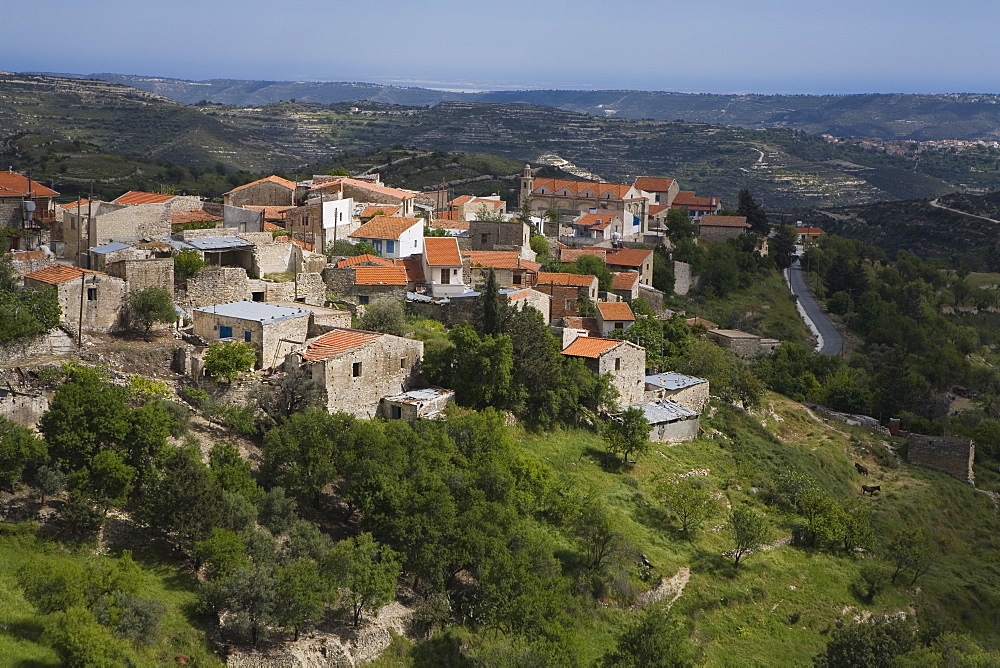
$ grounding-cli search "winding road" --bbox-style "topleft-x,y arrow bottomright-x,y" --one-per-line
787,260 -> 844,356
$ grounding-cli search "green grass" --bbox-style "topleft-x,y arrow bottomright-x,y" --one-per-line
966,272 -> 1000,289
0,528 -> 222,666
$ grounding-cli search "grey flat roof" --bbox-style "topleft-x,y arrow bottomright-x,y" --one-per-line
638,399 -> 699,424
645,372 -> 708,391
193,300 -> 310,324
185,236 -> 253,251
90,241 -> 130,255
384,387 -> 455,405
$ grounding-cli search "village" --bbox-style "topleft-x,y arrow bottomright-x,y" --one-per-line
0,165 -> 809,443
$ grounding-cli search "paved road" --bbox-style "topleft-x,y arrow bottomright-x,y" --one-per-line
788,260 -> 844,356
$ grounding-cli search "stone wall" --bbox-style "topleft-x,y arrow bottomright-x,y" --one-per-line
699,225 -> 745,243
192,311 -> 310,370
707,330 -> 762,359
646,381 -> 710,412
649,416 -> 700,443
0,388 -> 49,428
296,272 -> 327,305
224,181 -> 295,208
534,284 -> 582,321
183,267 -> 251,310
9,251 -> 55,277
0,328 -> 76,366
34,273 -> 127,333
107,257 -> 174,296
907,434 -> 975,484
637,284 -> 665,311
673,261 -> 693,296
593,342 -> 646,408
468,220 -> 531,256
405,297 -> 480,327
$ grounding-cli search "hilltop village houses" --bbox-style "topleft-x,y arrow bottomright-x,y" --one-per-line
1,165 -> 774,440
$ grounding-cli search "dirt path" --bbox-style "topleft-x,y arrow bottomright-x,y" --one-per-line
631,566 -> 691,610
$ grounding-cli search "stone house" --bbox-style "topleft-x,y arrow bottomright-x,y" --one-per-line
670,191 -> 722,219
561,336 -> 646,408
193,301 -> 312,370
499,287 -> 551,322
644,372 -> 710,411
520,166 -> 647,237
24,264 -> 127,333
448,195 -> 506,221
634,176 -> 680,208
379,387 -> 455,422
349,216 -> 423,259
534,272 -> 599,321
283,197 -> 357,252
596,301 -> 635,336
637,399 -> 700,443
0,171 -> 58,251
611,272 -> 640,302
422,237 -> 465,298
291,328 -> 424,419
707,329 -> 779,359
310,178 -> 416,217
698,215 -> 750,242
463,251 -> 541,288
107,257 -> 175,297
467,219 -> 533,258
604,248 -> 654,286
568,213 -> 625,242
223,175 -> 297,208
906,435 -> 975,484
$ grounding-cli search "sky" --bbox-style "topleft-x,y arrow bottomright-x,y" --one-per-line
4,0 -> 1000,94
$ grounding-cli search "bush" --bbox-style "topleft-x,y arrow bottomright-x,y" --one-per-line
827,291 -> 853,315
173,249 -> 207,283
125,287 -> 176,336
203,341 -> 256,381
358,295 -> 406,336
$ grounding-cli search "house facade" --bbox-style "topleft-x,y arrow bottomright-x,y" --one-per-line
349,216 -> 423,259
223,175 -> 297,208
520,165 -> 646,237
193,301 -> 311,369
561,336 -> 647,408
698,215 -> 751,242
422,237 -> 466,298
644,372 -> 710,411
23,265 -> 126,333
596,301 -> 635,337
0,171 -> 58,251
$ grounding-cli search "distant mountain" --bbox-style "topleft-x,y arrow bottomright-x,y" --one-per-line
75,74 -> 1000,141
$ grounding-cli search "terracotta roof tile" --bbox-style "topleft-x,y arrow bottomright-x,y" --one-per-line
464,251 -> 541,271
290,239 -> 316,251
394,258 -> 425,283
448,195 -> 475,206
354,266 -> 408,286
612,272 -> 640,290
597,301 -> 635,322
301,328 -> 384,361
224,175 -> 296,195
536,272 -> 597,287
245,205 -> 291,220
360,204 -> 401,218
314,178 -> 415,201
0,171 -> 59,198
605,248 -> 653,267
699,215 -> 749,228
797,227 -> 824,236
336,254 -> 394,269
647,204 -> 668,216
424,237 -> 462,267
171,209 -> 223,225
561,336 -> 623,358
430,217 -> 470,230
113,191 -> 177,205
573,213 -> 620,231
532,178 -> 634,200
435,210 -> 460,221
685,317 -> 718,328
61,199 -> 90,210
672,191 -> 720,208
350,216 -> 421,241
263,222 -> 283,232
634,176 -> 675,192
24,264 -> 104,285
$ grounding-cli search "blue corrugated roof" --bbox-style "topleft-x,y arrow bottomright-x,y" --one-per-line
193,301 -> 309,324
89,242 -> 130,255
645,372 -> 707,391
185,236 -> 253,251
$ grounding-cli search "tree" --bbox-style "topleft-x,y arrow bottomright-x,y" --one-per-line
40,370 -> 131,471
424,324 -> 513,410
665,208 -> 697,244
326,239 -> 377,260
887,529 -> 935,585
602,606 -> 697,667
196,528 -> 249,579
727,506 -> 768,567
275,558 -> 327,640
261,409 -> 347,505
568,254 -> 613,292
217,566 -> 278,646
326,533 -> 400,626
573,502 -> 625,571
737,189 -> 769,235
138,446 -> 221,550
659,477 -> 712,536
358,295 -> 406,336
82,450 -> 136,515
602,407 -> 650,465
258,487 -> 299,535
0,417 -> 47,490
34,465 -> 66,505
203,341 -> 257,381
19,560 -> 86,614
0,255 -> 60,343
479,268 -> 512,336
770,224 -> 797,270
125,287 -> 176,337
43,605 -> 135,667
173,249 -> 207,283
814,617 -> 916,668
255,364 -> 323,421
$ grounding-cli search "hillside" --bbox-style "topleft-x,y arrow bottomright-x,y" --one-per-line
78,74 -> 1000,141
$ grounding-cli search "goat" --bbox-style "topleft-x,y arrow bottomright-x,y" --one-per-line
861,484 -> 881,496
854,462 -> 869,476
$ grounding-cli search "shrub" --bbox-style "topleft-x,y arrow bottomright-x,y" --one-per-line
173,249 -> 207,283
203,341 -> 256,381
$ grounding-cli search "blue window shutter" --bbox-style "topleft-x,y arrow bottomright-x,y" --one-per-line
386,240 -> 395,253
219,326 -> 232,339
244,331 -> 252,342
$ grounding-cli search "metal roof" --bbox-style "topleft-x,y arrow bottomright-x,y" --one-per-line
193,300 -> 310,324
185,236 -> 253,251
645,372 -> 708,391
89,242 -> 130,255
637,399 -> 699,424
383,387 -> 455,405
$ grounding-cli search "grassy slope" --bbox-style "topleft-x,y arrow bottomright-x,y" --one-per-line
508,394 -> 1000,664
0,531 -> 222,666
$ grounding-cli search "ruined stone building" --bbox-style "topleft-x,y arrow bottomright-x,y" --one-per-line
223,175 -> 297,208
23,265 -> 127,333
644,372 -> 710,411
561,336 -> 646,408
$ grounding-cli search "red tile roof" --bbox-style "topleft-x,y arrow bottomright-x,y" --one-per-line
685,317 -> 719,329
435,210 -> 460,221
611,272 -> 640,290
605,248 -> 653,268
113,191 -> 176,205
224,175 -> 296,194
430,218 -> 470,230
531,178 -> 635,200
573,213 -> 620,231
394,258 -> 425,283
300,328 -> 384,361
448,195 -> 475,206
647,204 -> 669,216
424,237 -> 463,267
171,209 -> 222,225
354,266 -> 408,286
672,191 -> 720,208
0,171 -> 59,198
264,222 -> 283,232
797,227 -> 824,236
24,264 -> 104,285
336,253 -> 394,269
561,336 -> 623,358
245,205 -> 291,220
360,204 -> 401,218
699,215 -> 749,228
350,216 -> 421,241
464,251 -> 541,271
314,177 -> 415,201
560,248 -> 607,263
634,176 -> 675,192
597,301 -> 635,322
60,199 -> 90,210
536,272 -> 597,288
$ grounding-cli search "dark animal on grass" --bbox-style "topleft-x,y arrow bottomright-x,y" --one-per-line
855,462 -> 869,476
861,484 -> 881,496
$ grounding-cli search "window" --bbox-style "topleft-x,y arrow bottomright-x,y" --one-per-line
219,325 -> 233,339
251,291 -> 265,302
373,240 -> 382,253
86,287 -> 97,301
244,331 -> 252,342
70,217 -> 76,230
512,273 -> 522,285
564,298 -> 574,311
414,239 -> 418,247
615,322 -> 623,330
480,234 -> 489,245
358,295 -> 370,305
390,405 -> 402,419
400,357 -> 407,369
441,268 -> 450,285
352,361 -> 362,377
615,357 -> 621,371
386,240 -> 395,254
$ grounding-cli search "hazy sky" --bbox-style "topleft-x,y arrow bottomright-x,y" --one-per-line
5,0 -> 1000,94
